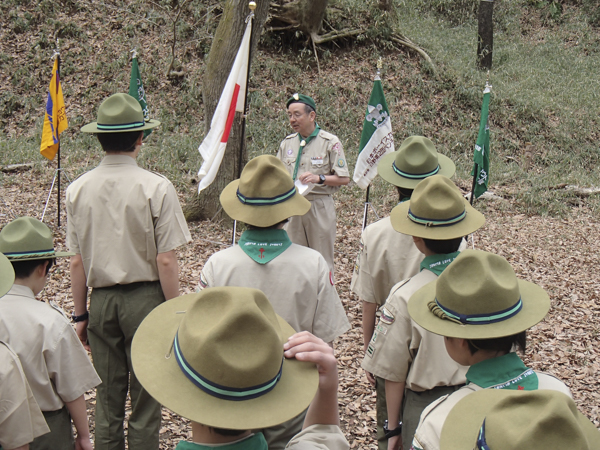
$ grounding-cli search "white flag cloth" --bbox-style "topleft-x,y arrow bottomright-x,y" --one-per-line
197,18 -> 252,193
353,77 -> 395,189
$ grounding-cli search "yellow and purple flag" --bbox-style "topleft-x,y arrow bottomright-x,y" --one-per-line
40,58 -> 68,160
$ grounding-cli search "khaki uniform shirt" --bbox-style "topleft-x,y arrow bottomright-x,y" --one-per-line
286,424 -> 350,449
0,285 -> 101,411
412,355 -> 572,450
351,216 -> 423,306
277,130 -> 349,196
66,155 -> 191,288
199,243 -> 350,343
361,270 -> 467,390
0,341 -> 50,449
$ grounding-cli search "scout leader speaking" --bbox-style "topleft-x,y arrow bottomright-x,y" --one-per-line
277,93 -> 350,277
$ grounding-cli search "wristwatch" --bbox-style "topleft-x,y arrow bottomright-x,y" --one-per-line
383,420 -> 403,439
71,311 -> 89,323
318,174 -> 326,184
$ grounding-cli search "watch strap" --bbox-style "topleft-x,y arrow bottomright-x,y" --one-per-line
71,311 -> 89,323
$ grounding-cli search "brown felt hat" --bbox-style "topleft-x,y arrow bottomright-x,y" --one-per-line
220,155 -> 311,227
408,249 -> 551,339
131,287 -> 318,429
81,93 -> 160,134
390,175 -> 484,240
441,389 -> 600,450
377,136 -> 455,189
0,216 -> 74,261
0,253 -> 15,298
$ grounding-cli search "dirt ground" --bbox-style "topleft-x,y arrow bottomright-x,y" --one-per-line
1,167 -> 599,448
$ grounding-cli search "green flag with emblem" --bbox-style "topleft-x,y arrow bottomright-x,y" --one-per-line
353,76 -> 395,189
471,86 -> 491,199
129,54 -> 152,139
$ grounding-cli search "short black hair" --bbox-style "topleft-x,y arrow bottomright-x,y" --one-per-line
11,258 -> 54,279
422,237 -> 463,254
209,427 -> 247,437
96,131 -> 143,153
248,219 -> 289,230
396,186 -> 413,203
467,331 -> 527,355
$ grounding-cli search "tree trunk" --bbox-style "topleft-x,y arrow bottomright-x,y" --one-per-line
477,0 -> 494,70
185,0 -> 269,222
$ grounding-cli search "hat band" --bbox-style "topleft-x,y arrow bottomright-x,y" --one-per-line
3,249 -> 56,260
174,332 -> 284,401
236,186 -> 296,206
96,121 -> 145,131
476,419 -> 491,450
392,161 -> 440,179
430,297 -> 523,325
408,209 -> 466,227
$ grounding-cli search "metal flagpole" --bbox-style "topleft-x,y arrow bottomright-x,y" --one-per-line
362,185 -> 370,231
469,163 -> 477,205
231,1 -> 256,246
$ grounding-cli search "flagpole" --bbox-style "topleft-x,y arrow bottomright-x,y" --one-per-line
469,163 -> 477,205
231,1 -> 256,246
56,38 -> 62,227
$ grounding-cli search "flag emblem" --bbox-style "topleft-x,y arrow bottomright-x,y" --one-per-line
40,58 -> 68,160
366,103 -> 389,128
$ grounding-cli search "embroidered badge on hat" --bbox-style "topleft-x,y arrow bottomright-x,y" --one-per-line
293,93 -> 300,101
380,307 -> 395,325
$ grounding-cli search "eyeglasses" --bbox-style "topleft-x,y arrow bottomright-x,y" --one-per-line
288,112 -> 306,119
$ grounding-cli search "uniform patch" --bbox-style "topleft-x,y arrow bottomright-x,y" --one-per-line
311,156 -> 324,166
329,271 -> 335,286
199,273 -> 208,289
337,158 -> 345,168
376,323 -> 388,335
332,142 -> 342,155
366,342 -> 376,358
380,307 -> 395,325
287,148 -> 293,156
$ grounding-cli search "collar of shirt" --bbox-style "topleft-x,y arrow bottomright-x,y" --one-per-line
175,433 -> 267,449
5,284 -> 36,300
100,155 -> 138,167
419,251 -> 460,276
238,229 -> 292,265
466,352 -> 539,390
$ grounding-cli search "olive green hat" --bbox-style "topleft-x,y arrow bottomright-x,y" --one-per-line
81,93 -> 160,134
378,136 -> 455,189
0,253 -> 15,298
0,217 -> 74,261
220,155 -> 311,227
131,287 -> 319,429
441,389 -> 600,450
390,175 -> 485,240
408,249 -> 551,339
286,93 -> 317,112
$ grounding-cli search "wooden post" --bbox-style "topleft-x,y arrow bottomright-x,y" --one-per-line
477,0 -> 494,70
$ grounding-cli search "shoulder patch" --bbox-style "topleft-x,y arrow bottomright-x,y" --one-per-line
380,306 -> 395,325
199,272 -> 209,289
332,142 -> 342,155
337,158 -> 345,168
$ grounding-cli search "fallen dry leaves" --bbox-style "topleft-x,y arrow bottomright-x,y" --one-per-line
1,170 -> 599,449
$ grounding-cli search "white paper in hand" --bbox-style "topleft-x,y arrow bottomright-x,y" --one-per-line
295,179 -> 314,197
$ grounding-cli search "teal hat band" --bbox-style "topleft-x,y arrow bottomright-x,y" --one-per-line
407,209 -> 466,227
236,186 -> 296,206
432,297 -> 523,325
96,121 -> 145,131
392,161 -> 440,179
174,332 -> 283,401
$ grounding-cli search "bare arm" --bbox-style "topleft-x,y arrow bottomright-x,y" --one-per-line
284,332 -> 339,428
386,379 -> 406,450
65,395 -> 92,450
157,250 -> 179,300
362,301 -> 378,351
298,172 -> 350,186
70,255 -> 90,351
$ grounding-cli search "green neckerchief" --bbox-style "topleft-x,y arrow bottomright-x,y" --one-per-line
292,125 -> 321,181
238,229 -> 292,264
175,433 -> 267,450
419,251 -> 460,276
466,352 -> 539,391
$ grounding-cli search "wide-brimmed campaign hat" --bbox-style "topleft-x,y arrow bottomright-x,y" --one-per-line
81,93 -> 160,134
220,155 -> 311,227
0,253 -> 15,297
378,136 -> 455,189
390,175 -> 484,240
408,249 -> 550,339
286,93 -> 316,112
441,389 -> 600,450
0,217 -> 74,261
131,287 -> 318,429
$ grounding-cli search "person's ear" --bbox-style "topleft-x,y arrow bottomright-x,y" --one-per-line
309,111 -> 316,122
37,260 -> 49,277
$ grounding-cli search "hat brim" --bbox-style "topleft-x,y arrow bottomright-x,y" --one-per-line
378,152 -> 456,189
220,180 -> 311,228
131,294 -> 319,429
440,390 -> 600,450
0,253 -> 15,298
81,119 -> 161,134
4,250 -> 75,261
390,199 -> 485,239
407,278 -> 551,339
